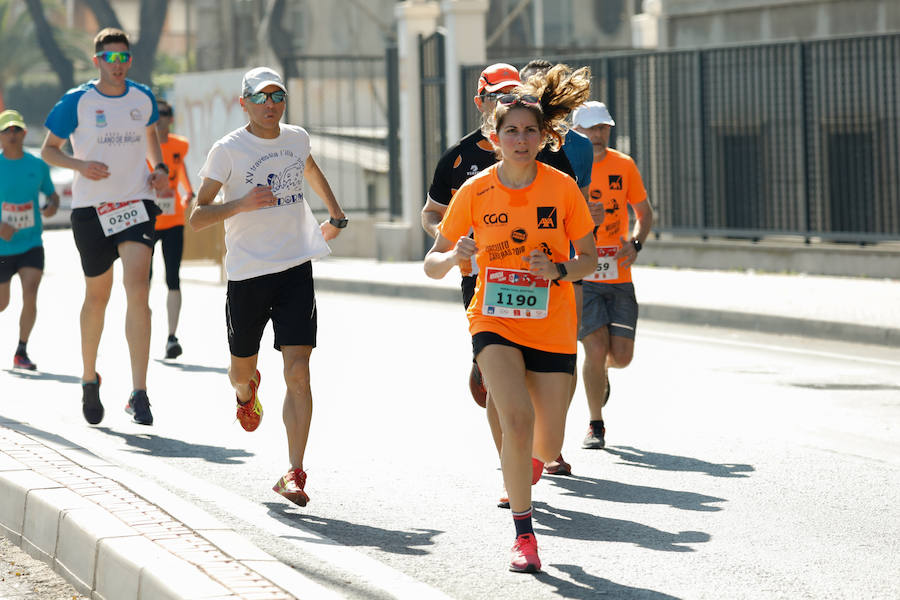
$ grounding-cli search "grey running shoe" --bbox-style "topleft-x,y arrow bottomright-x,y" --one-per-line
165,336 -> 183,359
81,373 -> 104,425
582,421 -> 606,449
125,390 -> 154,425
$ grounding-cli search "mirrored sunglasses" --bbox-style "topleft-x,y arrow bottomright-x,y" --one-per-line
245,90 -> 287,105
1,126 -> 24,133
95,51 -> 132,63
497,94 -> 540,108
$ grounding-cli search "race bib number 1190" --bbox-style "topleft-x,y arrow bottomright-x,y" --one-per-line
482,267 -> 550,319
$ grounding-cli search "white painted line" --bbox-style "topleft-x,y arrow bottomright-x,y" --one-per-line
643,329 -> 900,367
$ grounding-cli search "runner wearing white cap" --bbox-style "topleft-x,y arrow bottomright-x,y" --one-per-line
572,100 -> 654,449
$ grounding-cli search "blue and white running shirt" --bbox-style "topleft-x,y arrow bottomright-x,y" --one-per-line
44,79 -> 159,209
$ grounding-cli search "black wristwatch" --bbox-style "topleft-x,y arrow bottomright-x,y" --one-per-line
555,262 -> 568,281
329,215 -> 349,229
632,238 -> 643,253
154,162 -> 170,175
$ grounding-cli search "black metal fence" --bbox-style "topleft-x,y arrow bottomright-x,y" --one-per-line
420,31 -> 447,207
460,33 -> 900,243
283,54 -> 397,218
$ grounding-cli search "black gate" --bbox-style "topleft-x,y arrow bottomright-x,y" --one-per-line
419,31 -> 447,211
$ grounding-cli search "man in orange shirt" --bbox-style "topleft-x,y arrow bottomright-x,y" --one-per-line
148,99 -> 193,359
572,101 -> 654,449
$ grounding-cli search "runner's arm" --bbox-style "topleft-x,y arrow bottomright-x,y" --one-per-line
42,192 -> 60,217
616,199 -> 654,268
424,233 -> 476,279
526,233 -> 597,282
40,132 -> 109,180
188,177 -> 277,231
145,126 -> 168,192
421,196 -> 448,238
305,154 -> 346,241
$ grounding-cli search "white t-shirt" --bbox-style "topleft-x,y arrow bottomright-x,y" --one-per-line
199,124 -> 330,281
44,80 -> 158,209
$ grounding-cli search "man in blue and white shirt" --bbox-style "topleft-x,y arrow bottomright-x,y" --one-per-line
41,27 -> 168,427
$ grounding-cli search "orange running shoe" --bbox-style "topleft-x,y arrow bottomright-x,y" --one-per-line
236,370 -> 263,432
509,533 -> 541,573
272,467 -> 309,507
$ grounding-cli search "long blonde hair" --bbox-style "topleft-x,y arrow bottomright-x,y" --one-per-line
481,63 -> 592,155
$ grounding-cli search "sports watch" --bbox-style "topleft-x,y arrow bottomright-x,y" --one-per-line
154,162 -> 169,175
329,216 -> 349,229
555,262 -> 568,281
632,238 -> 643,253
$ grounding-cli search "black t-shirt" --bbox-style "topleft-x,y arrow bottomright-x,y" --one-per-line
427,129 -> 576,206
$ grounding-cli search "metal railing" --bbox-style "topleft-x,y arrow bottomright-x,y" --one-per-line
460,32 -> 900,243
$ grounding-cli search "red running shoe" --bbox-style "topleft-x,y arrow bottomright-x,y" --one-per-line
236,370 -> 263,432
509,533 -> 541,573
531,457 -> 543,485
272,467 -> 309,507
468,363 -> 487,408
13,353 -> 36,370
544,454 -> 572,476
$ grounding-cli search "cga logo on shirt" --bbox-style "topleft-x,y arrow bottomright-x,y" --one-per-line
95,110 -> 107,128
483,212 -> 508,225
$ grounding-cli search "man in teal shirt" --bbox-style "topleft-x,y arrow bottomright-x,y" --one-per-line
0,109 -> 59,370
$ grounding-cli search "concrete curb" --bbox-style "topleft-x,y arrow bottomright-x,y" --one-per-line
0,420 -> 338,600
313,276 -> 900,347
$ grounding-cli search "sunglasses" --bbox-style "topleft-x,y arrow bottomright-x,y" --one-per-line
95,51 -> 132,63
2,126 -> 24,133
245,90 -> 287,104
158,109 -> 173,117
497,94 -> 540,107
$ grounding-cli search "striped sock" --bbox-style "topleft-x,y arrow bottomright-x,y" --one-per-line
512,506 -> 534,537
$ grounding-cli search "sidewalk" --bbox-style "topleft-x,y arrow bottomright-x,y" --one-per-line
306,258 -> 900,347
0,421 -> 339,600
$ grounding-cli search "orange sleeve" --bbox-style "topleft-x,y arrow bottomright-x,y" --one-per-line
626,158 -> 647,206
564,176 -> 595,241
438,182 -> 473,243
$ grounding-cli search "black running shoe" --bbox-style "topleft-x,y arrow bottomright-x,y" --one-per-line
82,374 -> 104,425
125,390 -> 153,425
582,420 -> 606,449
165,336 -> 183,359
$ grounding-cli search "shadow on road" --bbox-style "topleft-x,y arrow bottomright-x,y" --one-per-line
2,368 -> 81,384
545,473 -> 725,512
264,502 -> 442,556
533,501 -> 709,552
604,445 -> 754,478
152,359 -> 228,374
541,564 -> 682,600
96,427 -> 253,464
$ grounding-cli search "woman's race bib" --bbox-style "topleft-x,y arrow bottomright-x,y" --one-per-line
482,267 -> 550,319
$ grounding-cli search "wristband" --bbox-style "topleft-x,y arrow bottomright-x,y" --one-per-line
154,162 -> 170,175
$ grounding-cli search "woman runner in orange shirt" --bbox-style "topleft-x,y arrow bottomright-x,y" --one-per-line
424,65 -> 596,573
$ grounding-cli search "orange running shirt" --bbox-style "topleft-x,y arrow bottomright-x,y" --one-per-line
586,149 -> 647,284
440,162 -> 594,354
148,134 -> 193,230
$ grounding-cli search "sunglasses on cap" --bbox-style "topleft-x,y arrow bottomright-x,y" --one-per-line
497,94 -> 540,108
95,51 -> 132,63
244,90 -> 286,104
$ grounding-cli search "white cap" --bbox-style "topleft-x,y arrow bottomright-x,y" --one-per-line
241,67 -> 287,97
573,101 -> 615,127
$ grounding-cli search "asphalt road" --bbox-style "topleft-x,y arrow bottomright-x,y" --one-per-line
1,244 -> 898,599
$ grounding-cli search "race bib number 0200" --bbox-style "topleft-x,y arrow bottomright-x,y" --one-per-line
583,246 -> 619,282
1,202 -> 35,230
97,200 -> 149,237
482,267 -> 550,319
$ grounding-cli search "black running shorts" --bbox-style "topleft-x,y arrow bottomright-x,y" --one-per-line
71,200 -> 161,277
472,331 -> 576,375
0,246 -> 45,283
225,261 -> 317,358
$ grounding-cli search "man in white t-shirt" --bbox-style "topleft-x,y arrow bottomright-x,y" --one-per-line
41,28 -> 168,427
190,67 -> 348,507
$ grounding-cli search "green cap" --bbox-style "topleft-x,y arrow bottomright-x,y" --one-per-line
0,109 -> 26,132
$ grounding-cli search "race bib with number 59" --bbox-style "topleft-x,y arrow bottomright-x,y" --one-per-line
583,246 -> 619,282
